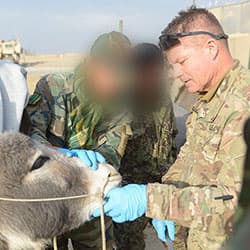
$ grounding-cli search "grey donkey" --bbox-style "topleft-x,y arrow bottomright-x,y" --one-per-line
0,132 -> 121,250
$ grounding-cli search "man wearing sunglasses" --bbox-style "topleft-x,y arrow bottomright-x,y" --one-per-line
94,7 -> 250,250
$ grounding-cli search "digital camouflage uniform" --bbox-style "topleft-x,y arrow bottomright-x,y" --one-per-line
146,61 -> 250,250
114,96 -> 178,250
27,32 -> 133,250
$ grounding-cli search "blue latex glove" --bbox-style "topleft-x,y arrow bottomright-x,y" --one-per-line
152,219 -> 175,241
93,184 -> 147,223
57,148 -> 106,170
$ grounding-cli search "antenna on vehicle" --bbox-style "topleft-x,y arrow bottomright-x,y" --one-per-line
119,19 -> 123,34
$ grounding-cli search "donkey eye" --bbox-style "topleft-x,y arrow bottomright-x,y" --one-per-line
31,156 -> 50,171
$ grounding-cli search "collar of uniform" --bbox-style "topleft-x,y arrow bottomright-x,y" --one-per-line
193,60 -> 241,122
72,63 -> 93,107
200,60 -> 239,103
63,73 -> 75,94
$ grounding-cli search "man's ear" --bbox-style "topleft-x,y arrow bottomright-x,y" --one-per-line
206,39 -> 219,60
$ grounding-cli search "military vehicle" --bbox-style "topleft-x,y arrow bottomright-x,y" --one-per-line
0,40 -> 23,63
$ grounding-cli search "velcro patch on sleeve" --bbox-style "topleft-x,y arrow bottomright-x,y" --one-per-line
28,93 -> 41,105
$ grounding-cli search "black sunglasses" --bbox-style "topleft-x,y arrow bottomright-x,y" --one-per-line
159,31 -> 229,50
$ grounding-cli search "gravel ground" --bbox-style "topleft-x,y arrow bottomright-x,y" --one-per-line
145,225 -> 166,250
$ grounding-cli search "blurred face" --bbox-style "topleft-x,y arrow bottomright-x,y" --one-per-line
166,36 -> 216,93
136,63 -> 163,100
86,60 -> 125,102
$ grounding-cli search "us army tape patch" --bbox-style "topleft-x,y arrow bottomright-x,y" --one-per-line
28,93 -> 41,105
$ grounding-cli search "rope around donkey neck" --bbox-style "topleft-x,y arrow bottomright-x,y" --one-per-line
0,192 -> 107,250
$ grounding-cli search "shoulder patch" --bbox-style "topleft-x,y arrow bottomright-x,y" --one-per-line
28,93 -> 41,105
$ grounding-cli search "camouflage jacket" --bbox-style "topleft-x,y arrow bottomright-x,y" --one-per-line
222,118 -> 250,250
146,61 -> 250,250
120,98 -> 177,184
26,73 -> 132,169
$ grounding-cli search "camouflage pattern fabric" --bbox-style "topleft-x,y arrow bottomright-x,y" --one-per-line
114,97 -> 178,250
119,99 -> 177,185
114,216 -> 150,250
45,218 -> 114,250
66,218 -> 114,250
146,61 -> 250,250
173,226 -> 188,250
222,210 -> 250,250
27,72 -> 132,169
222,118 -> 250,250
26,72 -> 132,250
26,32 -> 133,250
234,118 -> 250,227
114,218 -> 187,250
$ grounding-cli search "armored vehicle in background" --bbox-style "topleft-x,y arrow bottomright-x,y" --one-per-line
0,40 -> 23,63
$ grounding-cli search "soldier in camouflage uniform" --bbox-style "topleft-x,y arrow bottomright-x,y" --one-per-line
94,7 -> 250,250
113,43 -> 177,250
233,118 -> 250,229
222,118 -> 250,250
26,31 -> 133,250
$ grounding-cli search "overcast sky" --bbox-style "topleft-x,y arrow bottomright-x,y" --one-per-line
0,0 -> 243,53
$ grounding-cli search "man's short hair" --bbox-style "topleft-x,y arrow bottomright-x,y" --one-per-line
163,6 -> 224,34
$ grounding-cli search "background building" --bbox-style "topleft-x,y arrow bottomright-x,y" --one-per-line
209,1 -> 250,69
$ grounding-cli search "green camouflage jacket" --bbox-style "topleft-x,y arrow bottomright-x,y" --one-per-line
146,61 -> 250,250
27,73 -> 132,169
120,97 -> 177,184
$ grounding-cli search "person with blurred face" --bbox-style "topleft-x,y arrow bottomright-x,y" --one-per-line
26,31 -> 133,250
132,43 -> 165,109
0,61 -> 30,134
113,43 -> 177,250
93,7 -> 250,250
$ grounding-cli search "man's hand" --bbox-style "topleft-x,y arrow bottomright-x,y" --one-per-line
57,148 -> 106,170
152,219 -> 175,242
93,184 -> 147,223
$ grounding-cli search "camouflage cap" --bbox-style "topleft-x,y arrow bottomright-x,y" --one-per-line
90,31 -> 131,64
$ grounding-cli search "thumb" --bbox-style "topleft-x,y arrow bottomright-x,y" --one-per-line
92,208 -> 101,217
103,198 -> 116,214
153,220 -> 167,242
86,151 -> 98,170
77,150 -> 92,167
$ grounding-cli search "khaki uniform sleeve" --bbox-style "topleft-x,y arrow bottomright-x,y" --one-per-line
26,76 -> 53,145
146,111 -> 247,228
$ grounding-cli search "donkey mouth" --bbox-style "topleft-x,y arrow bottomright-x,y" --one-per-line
107,174 -> 122,184
103,174 -> 122,195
